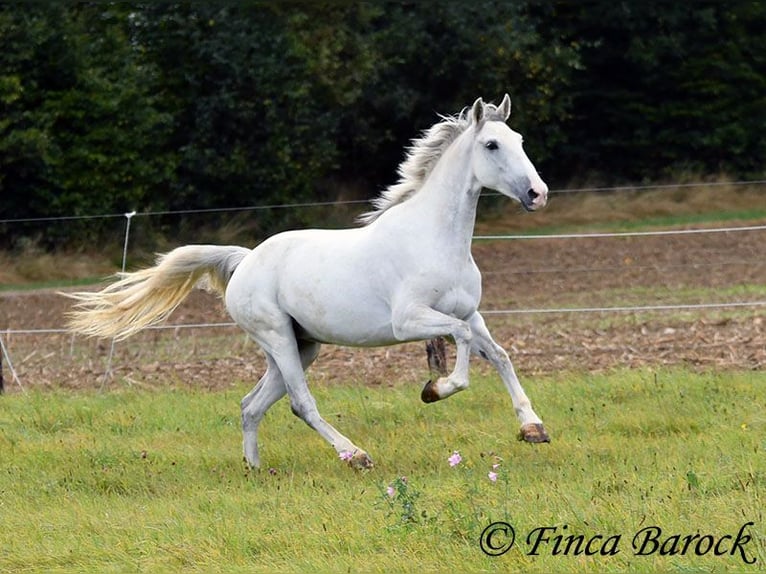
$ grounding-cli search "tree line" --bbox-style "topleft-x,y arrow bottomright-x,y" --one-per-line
1,3 -> 764,248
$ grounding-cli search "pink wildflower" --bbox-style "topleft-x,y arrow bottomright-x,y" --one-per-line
386,485 -> 396,498
448,451 -> 462,467
488,471 -> 498,482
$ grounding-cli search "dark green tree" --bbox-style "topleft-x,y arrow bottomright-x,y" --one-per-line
546,2 -> 766,182
0,5 -> 173,248
131,4 -> 379,235
3,2 -> 763,251
339,1 -> 580,187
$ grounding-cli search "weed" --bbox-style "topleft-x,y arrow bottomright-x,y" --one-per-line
378,475 -> 428,529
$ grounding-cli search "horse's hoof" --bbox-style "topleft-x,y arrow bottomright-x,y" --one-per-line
421,379 -> 440,403
349,451 -> 374,470
518,423 -> 550,443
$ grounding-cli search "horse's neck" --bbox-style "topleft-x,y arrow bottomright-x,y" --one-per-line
404,136 -> 481,256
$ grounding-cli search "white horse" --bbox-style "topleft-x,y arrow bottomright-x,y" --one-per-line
66,95 -> 550,469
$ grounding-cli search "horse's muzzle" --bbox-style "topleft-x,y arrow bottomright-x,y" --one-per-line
524,184 -> 548,211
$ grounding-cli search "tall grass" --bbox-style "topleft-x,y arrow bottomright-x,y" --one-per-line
1,368 -> 764,572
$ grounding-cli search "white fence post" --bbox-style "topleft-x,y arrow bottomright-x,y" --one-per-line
101,210 -> 137,390
0,333 -> 24,393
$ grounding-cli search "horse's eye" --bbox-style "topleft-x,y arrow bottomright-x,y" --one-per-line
485,140 -> 498,151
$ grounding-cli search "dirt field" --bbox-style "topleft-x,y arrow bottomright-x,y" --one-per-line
1,223 -> 764,393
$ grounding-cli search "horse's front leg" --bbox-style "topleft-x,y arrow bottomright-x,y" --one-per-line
391,305 -> 473,402
467,312 -> 550,443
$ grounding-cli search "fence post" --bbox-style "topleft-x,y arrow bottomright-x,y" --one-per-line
101,210 -> 137,390
0,334 -> 24,393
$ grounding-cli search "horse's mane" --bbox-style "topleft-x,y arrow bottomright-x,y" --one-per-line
357,101 -> 505,225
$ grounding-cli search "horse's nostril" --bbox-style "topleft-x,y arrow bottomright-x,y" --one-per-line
528,189 -> 539,200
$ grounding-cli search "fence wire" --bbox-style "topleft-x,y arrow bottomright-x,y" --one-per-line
1,185 -> 765,385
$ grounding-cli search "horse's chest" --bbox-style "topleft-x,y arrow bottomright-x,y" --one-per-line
428,270 -> 481,319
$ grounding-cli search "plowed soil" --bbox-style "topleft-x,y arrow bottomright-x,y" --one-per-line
1,224 -> 764,393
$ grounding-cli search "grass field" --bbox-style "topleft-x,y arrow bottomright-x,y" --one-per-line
1,368 -> 764,573
2,183 -> 764,571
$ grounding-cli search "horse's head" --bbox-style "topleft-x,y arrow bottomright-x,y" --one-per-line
469,94 -> 548,211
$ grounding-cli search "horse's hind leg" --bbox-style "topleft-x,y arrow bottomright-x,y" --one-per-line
241,342 -> 321,468
241,357 -> 284,468
426,337 -> 449,379
252,319 -> 373,469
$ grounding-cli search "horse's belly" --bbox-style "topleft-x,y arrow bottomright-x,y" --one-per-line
287,295 -> 397,347
292,313 -> 397,347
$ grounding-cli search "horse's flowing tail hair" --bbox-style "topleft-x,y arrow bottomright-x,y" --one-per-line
64,245 -> 251,341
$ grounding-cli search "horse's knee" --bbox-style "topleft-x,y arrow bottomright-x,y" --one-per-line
453,323 -> 472,347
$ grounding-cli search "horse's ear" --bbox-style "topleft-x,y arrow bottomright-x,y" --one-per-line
471,97 -> 485,127
499,93 -> 512,120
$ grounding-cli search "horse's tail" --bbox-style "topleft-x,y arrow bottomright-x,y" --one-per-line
64,245 -> 251,341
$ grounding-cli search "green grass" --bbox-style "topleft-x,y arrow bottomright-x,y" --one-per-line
1,368 -> 764,572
